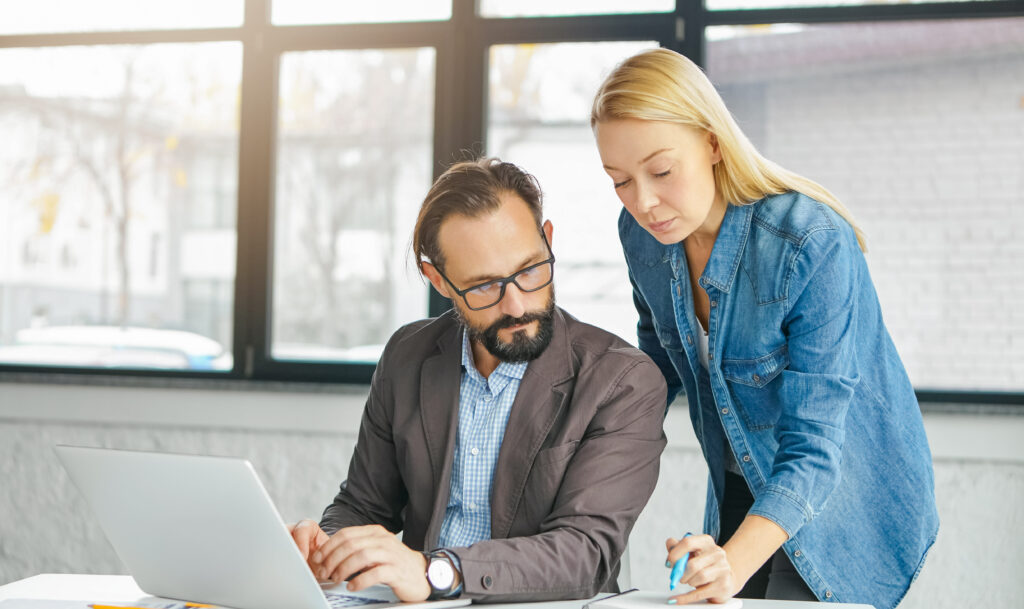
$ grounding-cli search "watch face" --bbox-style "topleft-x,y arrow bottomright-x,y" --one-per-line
427,556 -> 455,590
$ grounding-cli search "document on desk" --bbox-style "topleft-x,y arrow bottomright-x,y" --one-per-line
586,591 -> 742,609
0,600 -> 224,609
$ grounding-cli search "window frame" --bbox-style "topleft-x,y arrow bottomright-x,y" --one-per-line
0,0 -> 1020,405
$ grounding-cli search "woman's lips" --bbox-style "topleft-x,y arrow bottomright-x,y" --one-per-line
648,218 -> 675,233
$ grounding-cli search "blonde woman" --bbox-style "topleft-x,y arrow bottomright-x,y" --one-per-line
591,48 -> 938,608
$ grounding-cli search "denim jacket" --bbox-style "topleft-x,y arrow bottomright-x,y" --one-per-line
619,192 -> 939,609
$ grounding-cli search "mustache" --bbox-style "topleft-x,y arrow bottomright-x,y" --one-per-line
490,310 -> 549,331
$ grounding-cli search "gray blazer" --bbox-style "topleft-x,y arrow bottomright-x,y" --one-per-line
321,307 -> 667,602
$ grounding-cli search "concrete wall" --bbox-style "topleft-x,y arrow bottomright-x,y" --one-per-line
1,381 -> 1022,609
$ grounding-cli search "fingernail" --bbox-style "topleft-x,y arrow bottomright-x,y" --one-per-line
667,600 -> 677,605
313,552 -> 322,562
665,560 -> 671,568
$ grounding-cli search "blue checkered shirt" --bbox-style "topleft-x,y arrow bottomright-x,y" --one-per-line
437,330 -> 527,548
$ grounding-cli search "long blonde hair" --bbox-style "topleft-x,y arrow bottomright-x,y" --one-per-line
591,48 -> 866,251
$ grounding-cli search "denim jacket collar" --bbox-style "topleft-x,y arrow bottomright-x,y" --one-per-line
682,202 -> 755,294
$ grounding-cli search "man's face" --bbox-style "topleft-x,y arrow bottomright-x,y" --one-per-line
431,192 -> 555,363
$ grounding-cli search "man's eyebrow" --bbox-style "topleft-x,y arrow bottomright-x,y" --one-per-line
463,250 -> 545,286
603,147 -> 674,171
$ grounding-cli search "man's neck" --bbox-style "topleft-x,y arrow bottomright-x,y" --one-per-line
470,340 -> 500,378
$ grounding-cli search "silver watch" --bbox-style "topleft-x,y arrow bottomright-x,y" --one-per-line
424,551 -> 458,599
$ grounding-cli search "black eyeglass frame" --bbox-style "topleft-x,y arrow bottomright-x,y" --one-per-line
433,232 -> 555,311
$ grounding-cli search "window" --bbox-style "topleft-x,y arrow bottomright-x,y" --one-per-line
0,0 -> 1020,403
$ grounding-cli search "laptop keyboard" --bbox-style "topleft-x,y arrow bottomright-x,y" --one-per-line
325,592 -> 392,607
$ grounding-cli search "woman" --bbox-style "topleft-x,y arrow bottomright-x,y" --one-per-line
590,48 -> 938,609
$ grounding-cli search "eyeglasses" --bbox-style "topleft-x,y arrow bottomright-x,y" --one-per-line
435,234 -> 555,311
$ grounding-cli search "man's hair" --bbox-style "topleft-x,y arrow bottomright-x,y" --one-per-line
413,157 -> 544,271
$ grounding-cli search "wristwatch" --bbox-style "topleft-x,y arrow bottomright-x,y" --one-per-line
423,550 -> 459,600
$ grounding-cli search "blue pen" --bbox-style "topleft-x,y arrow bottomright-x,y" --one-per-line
668,532 -> 693,592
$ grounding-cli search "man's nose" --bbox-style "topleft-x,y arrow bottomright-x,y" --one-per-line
499,282 -> 528,319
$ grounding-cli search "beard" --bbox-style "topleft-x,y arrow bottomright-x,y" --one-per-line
456,291 -> 556,363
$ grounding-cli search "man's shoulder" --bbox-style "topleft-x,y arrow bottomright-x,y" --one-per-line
378,312 -> 458,365
559,308 -> 656,371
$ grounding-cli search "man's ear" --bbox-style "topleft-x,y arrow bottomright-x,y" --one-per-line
420,261 -> 450,298
543,219 -> 554,250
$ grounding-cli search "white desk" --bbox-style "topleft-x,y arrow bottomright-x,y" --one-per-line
0,575 -> 875,609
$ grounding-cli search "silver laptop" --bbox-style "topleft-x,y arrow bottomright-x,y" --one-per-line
55,445 -> 470,609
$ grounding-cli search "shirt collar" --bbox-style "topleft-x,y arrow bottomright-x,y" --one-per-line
674,202 -> 754,294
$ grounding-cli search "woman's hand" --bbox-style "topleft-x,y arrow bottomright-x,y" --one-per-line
665,534 -> 740,604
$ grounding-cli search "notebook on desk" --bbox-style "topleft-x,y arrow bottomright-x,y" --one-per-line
54,445 -> 470,609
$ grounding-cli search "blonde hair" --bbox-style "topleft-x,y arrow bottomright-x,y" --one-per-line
591,48 -> 866,251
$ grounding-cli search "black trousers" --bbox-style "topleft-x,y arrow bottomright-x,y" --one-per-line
719,471 -> 818,601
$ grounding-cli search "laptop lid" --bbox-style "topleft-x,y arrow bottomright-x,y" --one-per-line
55,445 -> 469,609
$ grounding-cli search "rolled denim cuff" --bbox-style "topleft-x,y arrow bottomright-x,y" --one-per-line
748,484 -> 814,538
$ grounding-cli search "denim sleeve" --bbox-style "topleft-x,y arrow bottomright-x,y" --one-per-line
628,266 -> 683,410
748,225 -> 860,538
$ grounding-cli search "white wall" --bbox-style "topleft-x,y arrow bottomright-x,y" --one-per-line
1,381 -> 1022,609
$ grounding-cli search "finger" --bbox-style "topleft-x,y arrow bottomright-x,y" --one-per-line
346,563 -> 394,592
331,546 -> 391,584
316,536 -> 369,580
678,546 -> 727,586
313,526 -> 385,564
670,586 -> 715,606
667,534 -> 713,564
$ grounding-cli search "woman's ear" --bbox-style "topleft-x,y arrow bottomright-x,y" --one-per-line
708,132 -> 722,165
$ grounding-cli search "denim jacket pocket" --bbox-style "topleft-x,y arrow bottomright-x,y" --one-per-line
721,345 -> 789,430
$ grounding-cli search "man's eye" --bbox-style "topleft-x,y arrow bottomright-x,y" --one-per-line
469,282 -> 500,296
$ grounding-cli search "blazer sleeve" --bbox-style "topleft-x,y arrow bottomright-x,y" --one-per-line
319,330 -> 409,535
450,354 -> 668,603
748,224 -> 861,538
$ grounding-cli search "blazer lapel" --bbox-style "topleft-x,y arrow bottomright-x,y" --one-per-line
489,308 -> 575,539
420,316 -> 463,548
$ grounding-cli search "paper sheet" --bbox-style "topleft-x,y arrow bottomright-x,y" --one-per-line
587,590 -> 743,609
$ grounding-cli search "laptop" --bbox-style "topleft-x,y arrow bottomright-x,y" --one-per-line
55,445 -> 471,609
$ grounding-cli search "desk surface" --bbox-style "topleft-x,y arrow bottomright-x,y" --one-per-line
0,575 -> 875,609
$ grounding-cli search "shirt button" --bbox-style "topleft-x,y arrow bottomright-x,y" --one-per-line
794,550 -> 802,558
483,396 -> 492,402
825,591 -> 832,599
468,501 -> 477,510
470,447 -> 480,456
742,455 -> 751,463
721,408 -> 729,415
482,575 -> 494,589
710,300 -> 717,307
752,374 -> 761,383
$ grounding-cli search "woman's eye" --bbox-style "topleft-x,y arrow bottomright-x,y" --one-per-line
654,169 -> 671,178
613,178 -> 630,189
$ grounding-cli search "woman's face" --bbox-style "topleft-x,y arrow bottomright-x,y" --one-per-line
594,118 -> 724,245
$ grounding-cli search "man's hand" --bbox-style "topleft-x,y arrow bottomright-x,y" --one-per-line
310,524 -> 431,602
289,519 -> 331,563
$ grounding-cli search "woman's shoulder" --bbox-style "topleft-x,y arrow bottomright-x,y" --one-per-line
748,191 -> 843,247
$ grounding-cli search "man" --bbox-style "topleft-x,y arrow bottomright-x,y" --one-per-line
290,158 -> 667,603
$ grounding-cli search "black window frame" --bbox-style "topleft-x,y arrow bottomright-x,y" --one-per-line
0,0 -> 1021,406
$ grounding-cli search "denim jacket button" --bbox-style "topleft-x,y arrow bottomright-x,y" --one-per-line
752,374 -> 761,383
742,455 -> 751,462
710,300 -> 717,307
794,550 -> 802,558
676,285 -> 682,296
687,335 -> 693,345
825,591 -> 832,599
721,408 -> 729,415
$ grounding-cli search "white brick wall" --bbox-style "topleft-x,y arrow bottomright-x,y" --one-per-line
709,19 -> 1024,391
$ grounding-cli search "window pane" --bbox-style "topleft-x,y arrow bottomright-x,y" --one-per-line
487,41 -> 658,345
0,43 -> 241,371
706,19 -> 1024,391
0,0 -> 243,34
480,0 -> 671,18
273,48 -> 435,363
708,0 -> 994,8
272,0 -> 450,25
